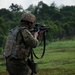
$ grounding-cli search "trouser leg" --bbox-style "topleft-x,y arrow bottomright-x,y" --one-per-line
6,58 -> 32,75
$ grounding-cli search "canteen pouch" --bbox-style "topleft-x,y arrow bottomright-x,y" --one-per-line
27,59 -> 38,74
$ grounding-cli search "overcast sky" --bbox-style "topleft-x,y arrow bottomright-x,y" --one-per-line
0,0 -> 75,9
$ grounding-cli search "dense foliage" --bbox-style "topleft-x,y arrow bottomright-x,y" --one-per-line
0,1 -> 75,49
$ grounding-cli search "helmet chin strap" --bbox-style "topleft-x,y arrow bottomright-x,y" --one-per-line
28,24 -> 34,29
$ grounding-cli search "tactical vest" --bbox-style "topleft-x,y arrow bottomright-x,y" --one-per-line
3,26 -> 26,58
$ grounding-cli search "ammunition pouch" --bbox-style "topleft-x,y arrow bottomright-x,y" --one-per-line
27,59 -> 38,74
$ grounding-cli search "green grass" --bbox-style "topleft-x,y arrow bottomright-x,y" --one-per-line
0,40 -> 75,75
34,40 -> 75,74
35,50 -> 75,69
0,55 -> 6,72
47,40 -> 75,49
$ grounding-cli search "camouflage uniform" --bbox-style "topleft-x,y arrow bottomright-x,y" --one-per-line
4,13 -> 38,75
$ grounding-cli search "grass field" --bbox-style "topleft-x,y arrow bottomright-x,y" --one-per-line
0,40 -> 75,75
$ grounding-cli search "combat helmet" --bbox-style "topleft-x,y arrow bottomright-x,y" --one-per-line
20,13 -> 36,23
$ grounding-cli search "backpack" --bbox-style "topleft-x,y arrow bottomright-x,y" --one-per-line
3,26 -> 23,57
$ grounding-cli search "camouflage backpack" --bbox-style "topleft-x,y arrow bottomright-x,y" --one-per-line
3,26 -> 23,57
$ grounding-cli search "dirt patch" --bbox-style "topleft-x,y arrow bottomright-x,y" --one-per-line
55,49 -> 66,52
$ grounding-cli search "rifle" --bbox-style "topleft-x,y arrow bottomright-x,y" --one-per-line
30,23 -> 49,32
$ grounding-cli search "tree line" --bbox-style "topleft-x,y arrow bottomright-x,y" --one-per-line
0,1 -> 75,48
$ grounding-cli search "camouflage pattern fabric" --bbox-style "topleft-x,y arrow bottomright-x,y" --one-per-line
20,13 -> 36,23
3,26 -> 20,57
6,57 -> 31,75
4,26 -> 38,59
12,28 -> 38,59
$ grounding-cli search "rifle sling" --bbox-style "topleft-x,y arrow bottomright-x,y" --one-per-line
32,32 -> 46,59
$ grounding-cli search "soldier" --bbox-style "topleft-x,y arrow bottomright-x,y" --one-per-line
3,13 -> 38,75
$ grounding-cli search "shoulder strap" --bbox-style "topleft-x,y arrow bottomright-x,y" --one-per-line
19,30 -> 26,45
18,26 -> 27,45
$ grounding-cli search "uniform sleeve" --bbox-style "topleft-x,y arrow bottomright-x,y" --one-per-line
21,29 -> 38,48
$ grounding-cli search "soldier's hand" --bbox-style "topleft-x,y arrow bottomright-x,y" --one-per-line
39,30 -> 45,37
32,32 -> 38,39
36,30 -> 45,40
